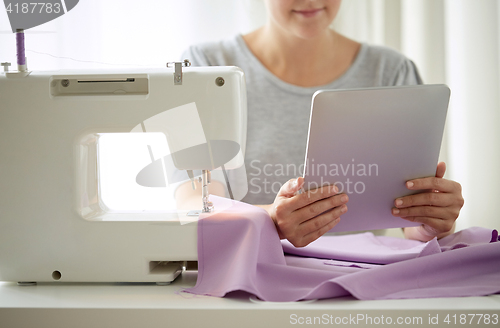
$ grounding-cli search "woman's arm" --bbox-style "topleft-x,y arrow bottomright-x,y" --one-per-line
174,179 -> 226,211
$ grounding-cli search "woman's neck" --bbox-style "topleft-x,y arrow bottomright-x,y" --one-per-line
243,26 -> 360,87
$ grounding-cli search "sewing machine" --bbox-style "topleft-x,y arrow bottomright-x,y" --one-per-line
0,63 -> 247,284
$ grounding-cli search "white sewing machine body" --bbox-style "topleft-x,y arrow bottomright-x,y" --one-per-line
0,66 -> 247,283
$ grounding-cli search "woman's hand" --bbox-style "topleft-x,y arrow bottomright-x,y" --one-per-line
392,162 -> 464,241
264,177 -> 349,247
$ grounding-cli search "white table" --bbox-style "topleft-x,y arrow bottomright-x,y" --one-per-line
1,271 -> 499,328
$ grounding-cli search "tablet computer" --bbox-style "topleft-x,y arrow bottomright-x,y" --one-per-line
303,85 -> 450,232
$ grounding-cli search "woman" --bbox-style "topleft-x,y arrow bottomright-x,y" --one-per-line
182,0 -> 464,246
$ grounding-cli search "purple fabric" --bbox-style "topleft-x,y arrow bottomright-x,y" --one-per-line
186,196 -> 500,301
282,232 -> 427,264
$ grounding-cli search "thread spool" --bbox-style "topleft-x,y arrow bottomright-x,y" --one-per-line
16,29 -> 27,72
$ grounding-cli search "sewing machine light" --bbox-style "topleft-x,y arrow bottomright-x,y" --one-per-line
96,132 -> 178,213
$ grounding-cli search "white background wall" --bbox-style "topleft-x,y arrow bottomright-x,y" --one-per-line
0,0 -> 266,69
1,0 -> 498,232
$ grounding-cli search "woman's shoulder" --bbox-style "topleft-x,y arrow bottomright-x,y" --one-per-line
361,43 -> 411,67
354,43 -> 422,85
181,35 -> 246,66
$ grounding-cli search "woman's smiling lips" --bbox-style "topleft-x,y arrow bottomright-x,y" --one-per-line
292,8 -> 325,18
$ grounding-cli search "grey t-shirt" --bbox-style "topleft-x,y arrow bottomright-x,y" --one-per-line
182,34 -> 422,205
